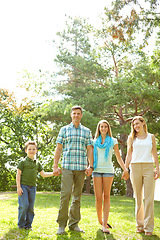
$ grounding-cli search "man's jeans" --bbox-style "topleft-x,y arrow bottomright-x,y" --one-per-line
18,185 -> 36,228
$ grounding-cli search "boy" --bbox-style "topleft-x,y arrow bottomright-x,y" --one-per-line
16,141 -> 53,230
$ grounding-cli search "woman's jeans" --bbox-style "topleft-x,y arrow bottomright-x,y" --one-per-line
18,184 -> 36,228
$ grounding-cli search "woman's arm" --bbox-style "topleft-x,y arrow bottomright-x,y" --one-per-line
151,134 -> 160,180
125,135 -> 133,169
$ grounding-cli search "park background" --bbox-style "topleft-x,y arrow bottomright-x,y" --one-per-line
0,0 -> 160,198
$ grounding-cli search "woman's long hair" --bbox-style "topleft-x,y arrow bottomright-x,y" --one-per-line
130,116 -> 147,140
94,120 -> 112,139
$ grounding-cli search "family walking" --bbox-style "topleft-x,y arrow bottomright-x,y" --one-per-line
16,106 -> 159,236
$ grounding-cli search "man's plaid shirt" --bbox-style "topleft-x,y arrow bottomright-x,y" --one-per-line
56,122 -> 93,170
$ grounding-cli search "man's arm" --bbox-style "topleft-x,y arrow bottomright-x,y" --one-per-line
53,143 -> 63,176
16,169 -> 23,196
85,145 -> 94,176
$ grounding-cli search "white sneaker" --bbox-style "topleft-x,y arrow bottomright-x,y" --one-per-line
57,227 -> 67,235
72,226 -> 85,233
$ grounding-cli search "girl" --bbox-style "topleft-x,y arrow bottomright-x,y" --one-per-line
92,120 -> 129,234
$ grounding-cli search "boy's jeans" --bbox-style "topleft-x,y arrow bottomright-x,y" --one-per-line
18,184 -> 36,228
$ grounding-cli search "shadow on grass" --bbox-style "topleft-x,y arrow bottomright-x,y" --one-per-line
141,233 -> 160,240
1,227 -> 30,240
56,231 -> 86,240
95,229 -> 116,240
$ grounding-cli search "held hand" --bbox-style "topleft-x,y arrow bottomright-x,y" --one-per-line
17,187 -> 23,196
53,167 -> 62,176
121,170 -> 129,181
85,167 -> 93,177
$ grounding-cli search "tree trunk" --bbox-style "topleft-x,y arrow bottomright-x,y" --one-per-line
118,107 -> 133,197
85,176 -> 91,194
126,178 -> 133,197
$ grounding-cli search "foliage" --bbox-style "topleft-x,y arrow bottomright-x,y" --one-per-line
0,89 -> 57,191
103,0 -> 160,48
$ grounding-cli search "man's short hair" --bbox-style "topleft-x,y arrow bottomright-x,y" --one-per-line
25,141 -> 37,150
71,106 -> 83,113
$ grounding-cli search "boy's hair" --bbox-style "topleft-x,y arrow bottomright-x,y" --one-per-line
71,106 -> 83,113
25,141 -> 37,150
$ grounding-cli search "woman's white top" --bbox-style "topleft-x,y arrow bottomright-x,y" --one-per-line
131,133 -> 153,163
93,137 -> 118,173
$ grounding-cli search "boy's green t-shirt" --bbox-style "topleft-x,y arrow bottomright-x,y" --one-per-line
17,157 -> 43,186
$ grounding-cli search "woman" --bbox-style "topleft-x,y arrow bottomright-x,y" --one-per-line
124,116 -> 159,236
92,120 -> 129,234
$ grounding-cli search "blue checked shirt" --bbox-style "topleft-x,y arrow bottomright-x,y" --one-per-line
56,122 -> 93,170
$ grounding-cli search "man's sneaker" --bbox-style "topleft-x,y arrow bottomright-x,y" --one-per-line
57,227 -> 67,235
71,226 -> 85,233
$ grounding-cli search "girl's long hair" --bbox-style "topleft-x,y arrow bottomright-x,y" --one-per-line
94,120 -> 112,139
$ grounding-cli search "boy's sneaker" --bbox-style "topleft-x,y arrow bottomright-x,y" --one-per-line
57,227 -> 67,235
25,227 -> 32,230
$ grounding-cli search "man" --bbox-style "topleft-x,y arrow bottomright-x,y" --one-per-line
53,106 -> 93,235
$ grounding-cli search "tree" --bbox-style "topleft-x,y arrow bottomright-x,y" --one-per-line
53,12 -> 160,196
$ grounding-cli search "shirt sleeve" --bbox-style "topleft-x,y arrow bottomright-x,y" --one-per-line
38,162 -> 43,173
113,138 -> 118,146
56,127 -> 64,145
86,130 -> 93,146
17,161 -> 24,171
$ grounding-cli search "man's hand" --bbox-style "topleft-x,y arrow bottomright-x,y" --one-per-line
85,167 -> 93,177
53,166 -> 62,176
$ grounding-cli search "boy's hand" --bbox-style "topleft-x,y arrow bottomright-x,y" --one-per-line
17,187 -> 23,196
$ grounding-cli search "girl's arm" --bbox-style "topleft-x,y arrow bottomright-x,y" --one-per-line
151,134 -> 160,180
114,144 -> 129,180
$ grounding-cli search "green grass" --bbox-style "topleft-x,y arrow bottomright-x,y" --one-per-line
0,192 -> 160,240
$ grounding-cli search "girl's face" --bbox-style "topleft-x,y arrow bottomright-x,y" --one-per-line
133,119 -> 144,133
99,122 -> 108,135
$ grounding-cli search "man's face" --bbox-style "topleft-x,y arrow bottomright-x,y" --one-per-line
71,109 -> 83,124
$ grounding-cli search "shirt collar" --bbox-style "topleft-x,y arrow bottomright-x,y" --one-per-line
26,156 -> 36,162
70,122 -> 81,129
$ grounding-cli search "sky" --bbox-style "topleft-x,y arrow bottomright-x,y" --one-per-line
0,0 -> 108,96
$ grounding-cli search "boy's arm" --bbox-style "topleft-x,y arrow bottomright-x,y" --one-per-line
39,170 -> 54,177
16,169 -> 23,196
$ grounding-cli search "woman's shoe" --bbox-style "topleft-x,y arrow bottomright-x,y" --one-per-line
145,232 -> 152,236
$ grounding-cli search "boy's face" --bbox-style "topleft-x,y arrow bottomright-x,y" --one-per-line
25,144 -> 37,160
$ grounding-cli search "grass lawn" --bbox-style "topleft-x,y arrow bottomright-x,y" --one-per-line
0,192 -> 160,240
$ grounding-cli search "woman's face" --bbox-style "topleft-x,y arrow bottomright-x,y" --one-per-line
133,119 -> 144,133
99,122 -> 108,135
